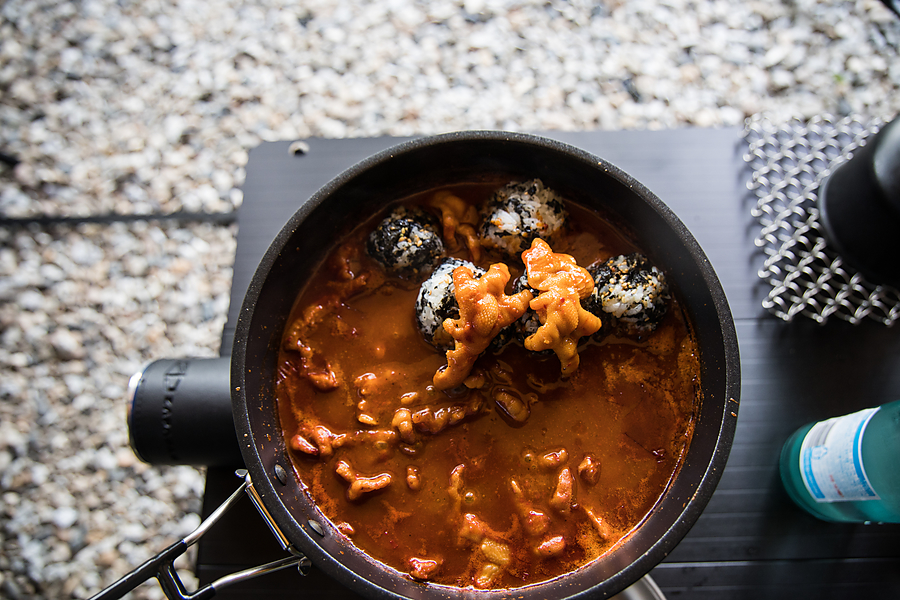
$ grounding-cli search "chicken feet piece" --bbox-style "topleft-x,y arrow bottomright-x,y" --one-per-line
522,238 -> 601,376
433,263 -> 532,390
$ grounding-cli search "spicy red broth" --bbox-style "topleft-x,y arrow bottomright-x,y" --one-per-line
275,181 -> 700,590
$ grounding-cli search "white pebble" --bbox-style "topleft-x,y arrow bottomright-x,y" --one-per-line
52,506 -> 80,530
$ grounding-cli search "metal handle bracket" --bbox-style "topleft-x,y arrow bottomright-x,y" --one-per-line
90,470 -> 310,600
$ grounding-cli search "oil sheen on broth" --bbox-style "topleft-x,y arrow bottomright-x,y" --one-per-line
276,180 -> 700,590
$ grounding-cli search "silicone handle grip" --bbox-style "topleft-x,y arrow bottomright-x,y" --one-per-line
128,357 -> 243,467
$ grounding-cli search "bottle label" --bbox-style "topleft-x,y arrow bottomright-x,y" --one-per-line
799,407 -> 880,503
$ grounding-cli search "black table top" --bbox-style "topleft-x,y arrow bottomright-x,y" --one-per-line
199,128 -> 900,599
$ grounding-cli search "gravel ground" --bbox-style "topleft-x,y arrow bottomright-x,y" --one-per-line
1,0 -> 899,598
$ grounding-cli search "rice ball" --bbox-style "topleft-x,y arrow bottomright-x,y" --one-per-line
480,179 -> 567,258
415,258 -> 515,351
583,254 -> 670,335
367,207 -> 444,276
416,258 -> 480,349
512,275 -> 541,342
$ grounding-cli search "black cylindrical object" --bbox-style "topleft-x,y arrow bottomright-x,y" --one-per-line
818,117 -> 900,287
128,357 -> 242,466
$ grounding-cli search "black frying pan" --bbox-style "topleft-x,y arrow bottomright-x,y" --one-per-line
231,131 -> 740,599
96,131 -> 739,600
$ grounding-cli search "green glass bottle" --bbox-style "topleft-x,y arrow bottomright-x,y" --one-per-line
779,400 -> 900,523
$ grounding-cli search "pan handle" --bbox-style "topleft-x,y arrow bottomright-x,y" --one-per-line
128,357 -> 243,467
89,539 -> 192,600
89,471 -> 310,600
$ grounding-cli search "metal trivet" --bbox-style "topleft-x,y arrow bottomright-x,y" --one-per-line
743,114 -> 900,325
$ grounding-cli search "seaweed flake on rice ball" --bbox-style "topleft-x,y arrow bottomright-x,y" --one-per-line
416,258 -> 516,351
366,207 -> 444,276
584,253 -> 670,335
480,179 -> 567,258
